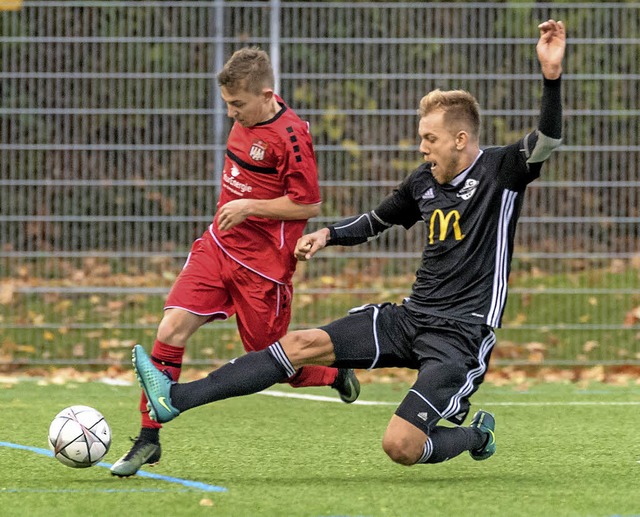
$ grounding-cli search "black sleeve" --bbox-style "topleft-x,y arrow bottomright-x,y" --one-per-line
326,211 -> 392,246
523,76 -> 563,170
326,174 -> 423,247
373,186 -> 423,230
539,76 -> 562,139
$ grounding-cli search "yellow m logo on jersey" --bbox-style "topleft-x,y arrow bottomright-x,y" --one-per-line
428,209 -> 465,244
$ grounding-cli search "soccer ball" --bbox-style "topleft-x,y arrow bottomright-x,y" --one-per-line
48,405 -> 111,468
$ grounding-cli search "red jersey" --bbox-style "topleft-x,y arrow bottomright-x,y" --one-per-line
210,95 -> 321,284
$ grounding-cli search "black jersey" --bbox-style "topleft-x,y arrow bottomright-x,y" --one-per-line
327,79 -> 561,328
373,136 -> 541,328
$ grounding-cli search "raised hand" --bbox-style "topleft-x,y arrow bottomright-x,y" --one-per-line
537,19 -> 566,80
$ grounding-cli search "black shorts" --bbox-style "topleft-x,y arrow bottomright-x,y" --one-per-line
320,303 -> 496,433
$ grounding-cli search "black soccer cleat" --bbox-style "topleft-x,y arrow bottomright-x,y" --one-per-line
332,368 -> 360,403
110,436 -> 161,477
469,410 -> 496,461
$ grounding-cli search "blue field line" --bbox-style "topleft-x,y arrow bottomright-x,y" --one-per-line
1,487 -> 190,493
0,441 -> 227,493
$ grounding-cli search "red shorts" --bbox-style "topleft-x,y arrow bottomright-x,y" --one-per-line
164,232 -> 292,351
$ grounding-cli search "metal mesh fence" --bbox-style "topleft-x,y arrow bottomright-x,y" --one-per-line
0,1 -> 638,366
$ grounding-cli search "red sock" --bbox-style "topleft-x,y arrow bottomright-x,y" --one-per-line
139,340 -> 184,429
287,365 -> 339,388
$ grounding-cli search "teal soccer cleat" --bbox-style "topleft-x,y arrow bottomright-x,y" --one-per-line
469,410 -> 496,461
132,344 -> 180,424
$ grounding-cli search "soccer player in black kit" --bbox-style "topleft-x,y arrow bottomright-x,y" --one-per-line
132,20 -> 566,467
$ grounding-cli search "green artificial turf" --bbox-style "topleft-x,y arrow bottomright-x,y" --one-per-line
1,380 -> 639,517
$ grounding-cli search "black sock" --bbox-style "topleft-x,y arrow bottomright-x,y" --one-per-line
170,343 -> 291,412
139,427 -> 160,444
417,426 -> 485,464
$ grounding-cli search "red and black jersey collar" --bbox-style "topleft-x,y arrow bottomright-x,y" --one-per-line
255,96 -> 288,126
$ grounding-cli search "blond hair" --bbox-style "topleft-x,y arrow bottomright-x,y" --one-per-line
217,47 -> 274,95
418,89 -> 481,139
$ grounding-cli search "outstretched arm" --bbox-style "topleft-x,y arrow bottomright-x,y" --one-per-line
294,211 -> 392,261
527,20 -> 566,164
295,172 -> 423,261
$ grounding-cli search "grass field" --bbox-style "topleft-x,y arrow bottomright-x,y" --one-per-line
1,379 -> 639,517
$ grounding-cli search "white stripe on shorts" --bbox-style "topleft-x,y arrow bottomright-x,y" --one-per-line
440,330 -> 496,420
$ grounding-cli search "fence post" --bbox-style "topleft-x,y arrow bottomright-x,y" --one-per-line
212,0 -> 226,200
270,0 -> 281,95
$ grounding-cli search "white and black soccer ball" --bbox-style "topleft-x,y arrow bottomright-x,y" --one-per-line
48,405 -> 111,468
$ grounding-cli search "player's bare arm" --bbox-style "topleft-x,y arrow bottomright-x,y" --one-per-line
295,228 -> 330,261
217,196 -> 321,231
537,19 -> 566,79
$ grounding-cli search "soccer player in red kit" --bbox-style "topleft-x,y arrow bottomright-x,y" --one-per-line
111,48 -> 360,477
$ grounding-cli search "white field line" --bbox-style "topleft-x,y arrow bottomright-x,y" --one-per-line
261,390 -> 396,405
260,389 -> 640,406
9,378 -> 639,407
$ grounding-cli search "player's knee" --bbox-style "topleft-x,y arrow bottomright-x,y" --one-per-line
283,330 -> 317,356
280,329 -> 333,365
156,314 -> 191,346
381,434 -> 420,466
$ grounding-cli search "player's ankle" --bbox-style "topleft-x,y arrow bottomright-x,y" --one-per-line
139,427 -> 160,444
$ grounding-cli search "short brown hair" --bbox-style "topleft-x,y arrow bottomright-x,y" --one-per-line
217,47 -> 275,95
418,89 -> 481,139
